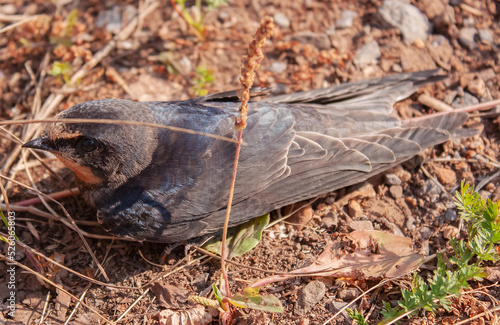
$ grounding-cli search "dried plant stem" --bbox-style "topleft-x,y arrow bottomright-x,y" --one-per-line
220,16 -> 274,298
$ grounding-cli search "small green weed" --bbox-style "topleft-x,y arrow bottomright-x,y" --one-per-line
351,180 -> 500,324
193,66 -> 214,96
171,0 -> 228,41
48,61 -> 73,84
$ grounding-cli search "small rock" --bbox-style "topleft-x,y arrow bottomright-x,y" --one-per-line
336,10 -> 357,29
478,29 -> 493,45
269,61 -> 287,73
467,78 -> 486,98
290,31 -> 331,50
355,41 -> 381,67
442,226 -> 459,239
479,68 -> 496,81
349,220 -> 374,231
406,215 -> 416,230
273,12 -> 290,29
348,201 -> 363,219
384,173 -> 402,186
425,180 -> 442,197
452,92 -> 479,108
420,227 -> 432,240
445,209 -> 458,222
295,280 -> 326,315
338,287 -> 361,301
392,63 -> 403,72
389,185 -> 403,199
329,301 -> 352,319
322,212 -> 338,228
462,16 -> 475,27
379,0 -> 431,42
435,167 -> 457,187
287,206 -> 314,231
459,27 -> 478,50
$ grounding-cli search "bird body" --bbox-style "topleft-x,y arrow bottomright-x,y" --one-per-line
24,70 -> 472,243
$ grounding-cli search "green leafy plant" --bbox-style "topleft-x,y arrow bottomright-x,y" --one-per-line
348,308 -> 369,325
48,61 -> 73,85
50,9 -> 79,47
170,0 -> 228,41
352,180 -> 499,324
193,66 -> 214,96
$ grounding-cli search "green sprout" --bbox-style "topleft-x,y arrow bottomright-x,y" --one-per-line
170,0 -> 228,41
48,61 -> 73,85
193,66 -> 214,96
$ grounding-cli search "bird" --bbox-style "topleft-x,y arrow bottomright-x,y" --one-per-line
23,69 -> 474,243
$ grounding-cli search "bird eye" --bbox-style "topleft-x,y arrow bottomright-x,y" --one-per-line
77,137 -> 99,153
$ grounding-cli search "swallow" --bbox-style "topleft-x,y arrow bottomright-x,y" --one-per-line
23,70 -> 473,243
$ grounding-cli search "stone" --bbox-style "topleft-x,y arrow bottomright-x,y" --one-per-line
406,215 -> 416,230
389,185 -> 403,199
336,10 -> 357,29
435,167 -> 457,187
420,227 -> 432,240
322,212 -> 338,228
384,173 -> 402,186
338,287 -> 360,301
295,280 -> 326,315
445,209 -> 458,222
452,92 -> 479,108
348,201 -> 363,219
459,27 -> 478,50
478,29 -> 493,45
274,12 -> 290,29
355,41 -> 381,67
290,31 -> 331,50
379,0 -> 431,42
349,220 -> 374,231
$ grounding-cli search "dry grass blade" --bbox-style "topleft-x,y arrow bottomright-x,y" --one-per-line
0,253 -> 112,323
0,118 -> 242,144
0,14 -> 42,34
219,16 -> 275,299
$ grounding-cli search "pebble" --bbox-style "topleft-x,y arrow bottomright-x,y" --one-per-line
435,167 -> 457,187
336,10 -> 357,29
269,61 -> 287,73
322,212 -> 338,228
349,220 -> 374,231
348,201 -> 363,219
425,180 -> 442,197
420,227 -> 432,240
452,92 -> 479,108
459,27 -> 478,50
355,41 -> 381,67
468,78 -> 487,98
295,280 -> 326,315
389,185 -> 403,199
384,173 -> 402,186
274,12 -> 290,29
338,287 -> 360,301
329,301 -> 352,319
290,31 -> 331,50
478,29 -> 493,45
445,209 -> 458,222
406,215 -> 416,230
379,0 -> 431,42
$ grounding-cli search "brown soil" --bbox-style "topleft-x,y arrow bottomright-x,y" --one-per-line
1,0 -> 499,324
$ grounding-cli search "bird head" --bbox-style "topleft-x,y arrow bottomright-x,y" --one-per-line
23,99 -> 159,189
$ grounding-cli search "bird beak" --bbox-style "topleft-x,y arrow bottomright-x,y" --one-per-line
22,136 -> 56,152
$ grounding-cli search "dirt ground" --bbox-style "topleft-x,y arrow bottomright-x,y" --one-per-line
0,0 -> 499,324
